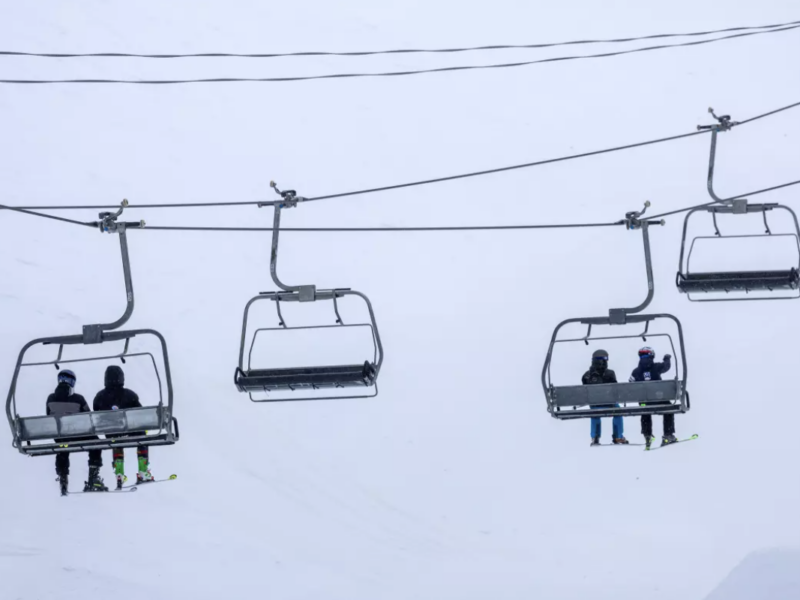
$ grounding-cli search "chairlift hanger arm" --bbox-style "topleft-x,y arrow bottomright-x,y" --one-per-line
257,181 -> 316,297
696,107 -> 800,206
609,202 -> 665,322
82,201 -> 146,340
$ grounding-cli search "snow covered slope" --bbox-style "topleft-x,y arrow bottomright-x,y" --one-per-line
704,548 -> 800,600
1,2 -> 799,599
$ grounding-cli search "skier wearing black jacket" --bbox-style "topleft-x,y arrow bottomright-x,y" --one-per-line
629,346 -> 676,447
47,370 -> 107,494
582,349 -> 628,446
93,365 -> 154,488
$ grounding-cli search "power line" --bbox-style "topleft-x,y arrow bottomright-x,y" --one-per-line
141,221 -> 623,233
0,204 -> 93,227
2,24 -> 798,85
736,99 -> 800,126
1,98 -> 798,219
308,131 -> 709,202
3,19 -> 797,59
2,130 -> 713,211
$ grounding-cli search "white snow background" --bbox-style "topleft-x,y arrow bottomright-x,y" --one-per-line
1,1 -> 799,599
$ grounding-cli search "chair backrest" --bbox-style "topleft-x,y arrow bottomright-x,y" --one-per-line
18,406 -> 162,441
551,380 -> 680,408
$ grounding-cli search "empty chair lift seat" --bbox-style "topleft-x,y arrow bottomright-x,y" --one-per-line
677,268 -> 800,294
235,361 -> 378,393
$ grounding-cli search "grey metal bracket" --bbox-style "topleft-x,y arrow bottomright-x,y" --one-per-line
610,201 -> 665,323
83,200 -> 146,343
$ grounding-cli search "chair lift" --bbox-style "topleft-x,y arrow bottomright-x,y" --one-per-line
234,182 -> 384,402
541,202 -> 690,420
676,108 -> 800,301
5,201 -> 179,457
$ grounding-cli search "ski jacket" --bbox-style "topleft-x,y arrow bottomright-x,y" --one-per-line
46,383 -> 90,417
629,355 -> 671,382
582,367 -> 618,385
93,386 -> 142,412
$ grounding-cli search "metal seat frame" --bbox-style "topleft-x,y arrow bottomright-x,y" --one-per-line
5,202 -> 179,457
234,182 -> 384,403
676,109 -> 800,302
541,203 -> 690,420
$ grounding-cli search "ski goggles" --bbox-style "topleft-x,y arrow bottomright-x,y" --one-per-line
58,371 -> 76,387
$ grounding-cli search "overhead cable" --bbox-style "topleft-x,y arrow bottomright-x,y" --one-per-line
1,99 -> 798,219
2,24 -> 798,85
2,18 -> 797,59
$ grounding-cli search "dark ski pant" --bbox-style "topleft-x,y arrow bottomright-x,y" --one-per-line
640,402 -> 675,438
590,405 -> 624,439
54,436 -> 103,476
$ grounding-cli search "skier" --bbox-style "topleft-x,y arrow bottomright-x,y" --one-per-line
629,346 -> 676,448
93,365 -> 154,488
46,370 -> 108,495
582,349 -> 628,446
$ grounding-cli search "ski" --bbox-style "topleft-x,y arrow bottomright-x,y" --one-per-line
68,486 -> 137,495
66,475 -> 175,495
121,474 -> 177,489
593,442 -> 647,447
645,433 -> 699,451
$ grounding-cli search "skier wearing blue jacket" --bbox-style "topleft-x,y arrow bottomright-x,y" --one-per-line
629,346 -> 677,447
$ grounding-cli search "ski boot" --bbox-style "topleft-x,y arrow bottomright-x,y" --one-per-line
83,466 -> 109,492
644,435 -> 655,450
590,436 -> 601,446
612,437 -> 629,445
661,434 -> 678,446
136,456 -> 154,484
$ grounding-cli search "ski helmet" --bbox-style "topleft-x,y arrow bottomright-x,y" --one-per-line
104,365 -> 125,387
638,346 -> 655,358
57,369 -> 76,388
592,349 -> 609,361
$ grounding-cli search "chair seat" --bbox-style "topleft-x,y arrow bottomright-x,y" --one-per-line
678,269 -> 799,293
236,362 -> 377,392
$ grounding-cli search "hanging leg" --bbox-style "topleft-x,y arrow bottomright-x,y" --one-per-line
137,446 -> 154,483
641,414 -> 653,445
55,451 -> 70,496
662,414 -> 677,445
112,447 -> 125,490
590,411 -> 601,444
86,442 -> 108,492
612,411 -> 628,443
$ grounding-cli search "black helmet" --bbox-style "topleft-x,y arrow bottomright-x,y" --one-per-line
105,365 -> 125,387
57,369 -> 76,388
592,349 -> 609,361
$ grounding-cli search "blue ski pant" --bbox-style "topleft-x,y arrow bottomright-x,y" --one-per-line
590,405 -> 623,439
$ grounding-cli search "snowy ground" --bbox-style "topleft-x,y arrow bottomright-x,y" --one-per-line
1,2 -> 799,599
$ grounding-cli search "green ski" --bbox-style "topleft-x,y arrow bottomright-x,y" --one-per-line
645,433 -> 699,451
